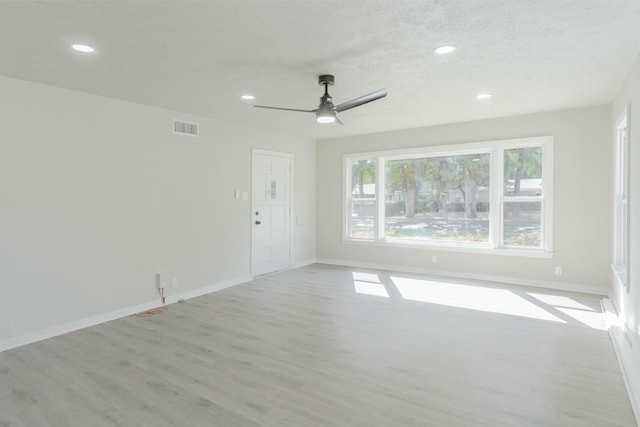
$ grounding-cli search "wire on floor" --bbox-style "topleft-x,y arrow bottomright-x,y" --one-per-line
135,306 -> 168,317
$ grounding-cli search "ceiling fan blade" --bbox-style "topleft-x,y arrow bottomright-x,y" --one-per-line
335,89 -> 387,113
253,105 -> 315,113
336,116 -> 344,126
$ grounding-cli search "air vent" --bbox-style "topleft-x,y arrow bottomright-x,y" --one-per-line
173,119 -> 199,137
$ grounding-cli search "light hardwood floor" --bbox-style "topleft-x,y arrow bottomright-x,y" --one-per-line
0,264 -> 635,426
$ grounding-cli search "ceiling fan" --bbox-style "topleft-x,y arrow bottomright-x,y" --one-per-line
254,75 -> 387,124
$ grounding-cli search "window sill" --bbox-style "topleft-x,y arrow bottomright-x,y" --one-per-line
611,264 -> 628,287
343,238 -> 553,259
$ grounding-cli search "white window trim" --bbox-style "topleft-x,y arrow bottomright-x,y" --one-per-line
343,135 -> 554,258
612,105 -> 630,289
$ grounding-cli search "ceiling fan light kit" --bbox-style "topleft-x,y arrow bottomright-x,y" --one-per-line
316,111 -> 336,124
254,74 -> 387,125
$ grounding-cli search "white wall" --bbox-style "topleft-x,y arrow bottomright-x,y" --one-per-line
317,105 -> 612,294
0,75 -> 316,346
611,53 -> 640,341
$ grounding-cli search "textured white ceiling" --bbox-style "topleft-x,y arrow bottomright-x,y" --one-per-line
1,1 -> 639,140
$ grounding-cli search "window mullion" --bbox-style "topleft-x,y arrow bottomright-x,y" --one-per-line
376,156 -> 385,241
491,147 -> 502,248
542,140 -> 554,252
343,158 -> 351,240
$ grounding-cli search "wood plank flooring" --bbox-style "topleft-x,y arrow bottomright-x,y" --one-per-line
0,264 -> 635,426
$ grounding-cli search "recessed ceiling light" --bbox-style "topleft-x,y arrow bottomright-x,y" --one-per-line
434,45 -> 457,55
241,94 -> 255,100
72,44 -> 95,53
476,93 -> 492,100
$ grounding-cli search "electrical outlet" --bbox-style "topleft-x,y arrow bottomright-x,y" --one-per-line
555,266 -> 562,276
172,277 -> 178,288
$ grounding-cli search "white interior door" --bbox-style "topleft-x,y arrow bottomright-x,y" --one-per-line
251,150 -> 292,277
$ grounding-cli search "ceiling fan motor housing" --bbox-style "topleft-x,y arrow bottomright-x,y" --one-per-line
318,75 -> 335,86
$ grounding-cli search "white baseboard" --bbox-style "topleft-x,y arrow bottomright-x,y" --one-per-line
291,258 -> 317,269
315,258 -> 610,296
0,299 -> 162,353
0,274 -> 252,353
164,274 -> 253,305
602,298 -> 640,425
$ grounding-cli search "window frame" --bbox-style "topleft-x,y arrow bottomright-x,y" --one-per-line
613,106 -> 630,289
343,136 -> 554,258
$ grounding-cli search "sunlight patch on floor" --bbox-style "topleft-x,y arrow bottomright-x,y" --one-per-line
349,272 -> 608,329
353,281 -> 390,298
352,272 -> 390,298
527,293 -> 595,311
554,307 -> 607,330
352,272 -> 382,283
389,276 -> 565,323
528,293 -> 606,330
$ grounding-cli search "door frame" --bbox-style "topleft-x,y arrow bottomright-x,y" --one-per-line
251,148 -> 294,277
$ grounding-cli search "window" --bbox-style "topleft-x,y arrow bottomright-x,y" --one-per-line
344,136 -> 553,256
348,159 -> 376,239
502,146 -> 543,248
384,153 -> 491,243
613,107 -> 630,288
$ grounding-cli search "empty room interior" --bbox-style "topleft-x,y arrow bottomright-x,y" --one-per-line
1,1 -> 640,426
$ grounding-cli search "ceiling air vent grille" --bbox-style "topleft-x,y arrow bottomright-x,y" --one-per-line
173,119 -> 199,137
